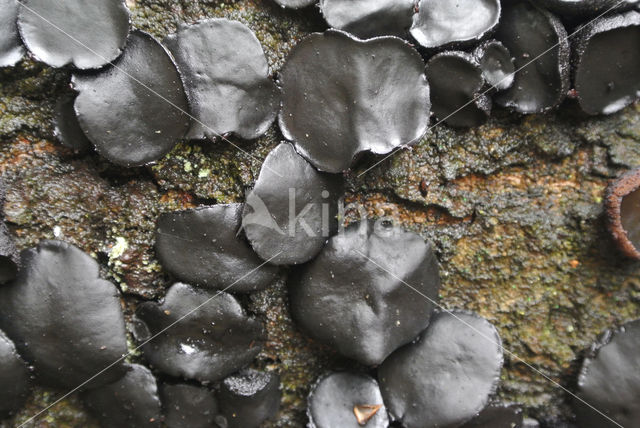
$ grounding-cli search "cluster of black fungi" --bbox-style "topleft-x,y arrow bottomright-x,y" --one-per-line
0,0 -> 640,427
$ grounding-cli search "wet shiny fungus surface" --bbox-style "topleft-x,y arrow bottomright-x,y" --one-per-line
319,0 -> 414,38
242,143 -> 343,265
156,204 -> 279,291
136,282 -> 266,383
378,311 -> 504,428
217,369 -> 281,428
572,10 -> 640,115
278,30 -> 430,173
0,0 -> 24,67
461,403 -> 524,428
164,19 -> 280,141
72,30 -> 190,167
289,221 -> 440,366
495,1 -> 570,114
574,318 -> 640,428
160,383 -> 219,428
82,364 -> 162,428
0,329 -> 29,418
53,92 -> 92,152
474,40 -> 515,91
17,0 -> 130,69
426,51 -> 492,128
307,372 -> 388,428
0,240 -> 128,390
410,0 -> 501,49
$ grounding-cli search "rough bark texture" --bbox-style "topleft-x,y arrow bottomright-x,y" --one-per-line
1,0 -> 639,427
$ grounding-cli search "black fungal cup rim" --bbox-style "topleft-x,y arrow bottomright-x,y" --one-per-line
16,0 -> 132,71
495,1 -> 571,114
277,28 -> 430,173
572,10 -> 640,115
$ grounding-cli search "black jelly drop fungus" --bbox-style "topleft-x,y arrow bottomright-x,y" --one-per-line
495,1 -> 570,114
0,0 -> 24,67
17,0 -> 130,69
289,220 -> 441,366
82,364 -> 162,428
164,19 -> 280,141
156,204 -> 279,292
573,318 -> 640,428
0,329 -> 30,418
278,29 -> 430,173
461,403 -> 524,428
572,10 -> 640,115
410,0 -> 501,49
378,310 -> 504,428
0,240 -> 128,389
160,383 -> 219,428
605,168 -> 640,260
72,30 -> 190,167
318,0 -> 414,38
0,220 -> 19,284
307,372 -> 389,428
53,92 -> 93,152
217,369 -> 281,428
474,40 -> 515,91
136,282 -> 266,383
242,143 -> 343,266
426,51 -> 492,128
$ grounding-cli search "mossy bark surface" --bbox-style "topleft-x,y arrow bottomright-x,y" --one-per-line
1,0 -> 639,426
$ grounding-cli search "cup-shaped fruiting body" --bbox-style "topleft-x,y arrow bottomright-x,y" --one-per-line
164,19 -> 280,141
495,1 -> 570,114
319,0 -> 414,38
426,51 -> 492,127
156,204 -> 279,291
573,318 -> 640,428
289,220 -> 441,366
0,0 -> 24,67
136,283 -> 266,383
474,40 -> 515,91
378,310 -> 504,428
278,30 -> 430,173
0,240 -> 128,389
242,143 -> 343,265
72,30 -> 190,167
0,329 -> 30,418
18,0 -> 130,69
217,369 -> 281,428
605,168 -> 640,260
410,0 -> 501,49
572,10 -> 640,115
82,364 -> 162,428
307,372 -> 389,428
